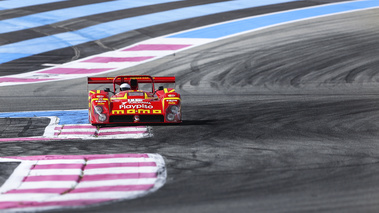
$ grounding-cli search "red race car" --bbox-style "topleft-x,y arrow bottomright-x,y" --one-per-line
88,75 -> 181,125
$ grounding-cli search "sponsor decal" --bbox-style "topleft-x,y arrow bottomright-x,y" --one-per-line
112,110 -> 124,114
92,97 -> 108,103
123,100 -> 151,104
95,98 -> 107,103
128,99 -> 144,102
120,104 -> 153,110
130,77 -> 150,80
112,109 -> 162,114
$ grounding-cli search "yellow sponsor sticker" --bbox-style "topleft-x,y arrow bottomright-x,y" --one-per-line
112,110 -> 124,115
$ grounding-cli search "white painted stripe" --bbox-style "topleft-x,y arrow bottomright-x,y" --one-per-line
33,158 -> 154,164
99,127 -> 148,133
51,125 -> 151,140
2,207 -> 67,213
75,178 -> 157,188
36,160 -> 85,164
43,116 -> 60,138
56,134 -> 95,138
58,63 -> 122,69
147,154 -> 167,196
0,194 -> 57,201
58,128 -> 96,132
18,181 -> 78,189
29,169 -> 82,176
60,124 -> 94,127
55,133 -> 95,137
48,191 -> 149,201
55,134 -> 94,138
54,132 -> 93,136
95,133 -> 150,139
43,63 -> 62,67
0,191 -> 152,202
29,167 -> 158,176
83,167 -> 158,175
96,51 -> 167,57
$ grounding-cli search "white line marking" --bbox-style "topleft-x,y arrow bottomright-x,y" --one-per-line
83,167 -> 158,175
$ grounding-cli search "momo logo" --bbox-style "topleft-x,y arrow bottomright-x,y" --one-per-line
112,109 -> 162,114
112,110 -> 124,114
119,104 -> 153,110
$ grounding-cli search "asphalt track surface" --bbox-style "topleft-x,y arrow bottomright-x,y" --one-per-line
0,0 -> 348,75
1,2 -> 379,213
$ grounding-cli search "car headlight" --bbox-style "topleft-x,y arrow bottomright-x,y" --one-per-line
98,114 -> 107,122
166,113 -> 175,121
170,105 -> 179,114
95,106 -> 103,114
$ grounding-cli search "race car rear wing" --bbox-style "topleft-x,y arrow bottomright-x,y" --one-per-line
87,75 -> 176,93
87,75 -> 175,84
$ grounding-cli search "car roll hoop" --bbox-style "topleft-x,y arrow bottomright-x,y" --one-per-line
130,79 -> 139,90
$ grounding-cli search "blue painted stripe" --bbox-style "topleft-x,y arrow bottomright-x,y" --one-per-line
0,0 -> 183,34
0,0 -> 298,64
0,0 -> 67,10
169,0 -> 379,38
0,110 -> 88,125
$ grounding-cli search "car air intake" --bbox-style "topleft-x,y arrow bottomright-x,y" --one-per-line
109,115 -> 164,123
139,115 -> 164,123
109,115 -> 134,123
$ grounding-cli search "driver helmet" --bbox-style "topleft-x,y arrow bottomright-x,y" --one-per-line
120,83 -> 131,91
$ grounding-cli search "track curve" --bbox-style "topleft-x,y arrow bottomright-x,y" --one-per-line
1,5 -> 379,213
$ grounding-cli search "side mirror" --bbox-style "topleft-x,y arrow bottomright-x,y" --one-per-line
104,88 -> 111,92
158,86 -> 164,90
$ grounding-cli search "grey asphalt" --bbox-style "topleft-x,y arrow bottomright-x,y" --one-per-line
0,118 -> 51,138
1,5 -> 379,213
0,0 -> 342,76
